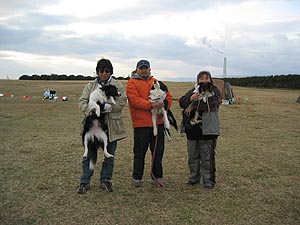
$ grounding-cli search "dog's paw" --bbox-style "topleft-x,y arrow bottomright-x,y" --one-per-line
96,109 -> 101,117
190,120 -> 196,125
104,150 -> 114,158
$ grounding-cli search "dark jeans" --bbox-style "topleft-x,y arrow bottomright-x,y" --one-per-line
133,125 -> 165,180
80,141 -> 117,184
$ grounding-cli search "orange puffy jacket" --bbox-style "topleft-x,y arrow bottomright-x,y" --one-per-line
126,75 -> 173,128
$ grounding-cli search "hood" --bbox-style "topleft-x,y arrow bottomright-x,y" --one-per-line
131,72 -> 153,80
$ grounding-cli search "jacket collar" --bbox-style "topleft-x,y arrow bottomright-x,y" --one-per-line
96,76 -> 112,87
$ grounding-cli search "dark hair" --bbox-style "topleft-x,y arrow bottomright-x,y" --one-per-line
96,58 -> 113,75
197,71 -> 213,84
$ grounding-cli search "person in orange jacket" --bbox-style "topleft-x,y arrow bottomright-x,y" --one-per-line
126,59 -> 173,188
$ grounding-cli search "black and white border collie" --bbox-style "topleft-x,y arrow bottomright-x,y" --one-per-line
82,84 -> 120,170
149,81 -> 178,141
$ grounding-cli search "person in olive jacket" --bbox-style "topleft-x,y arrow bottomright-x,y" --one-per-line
77,58 -> 127,194
179,71 -> 222,189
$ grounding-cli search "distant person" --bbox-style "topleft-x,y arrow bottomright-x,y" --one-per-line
76,58 -> 127,193
126,59 -> 173,188
43,87 -> 50,99
179,71 -> 222,189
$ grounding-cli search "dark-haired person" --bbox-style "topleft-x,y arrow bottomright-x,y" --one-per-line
126,59 -> 173,188
179,71 -> 222,189
76,58 -> 127,193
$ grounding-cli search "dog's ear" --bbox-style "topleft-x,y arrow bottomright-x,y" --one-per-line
152,81 -> 160,90
158,81 -> 168,92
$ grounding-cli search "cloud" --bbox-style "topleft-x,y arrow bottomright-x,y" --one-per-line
0,0 -> 299,80
0,0 -> 60,17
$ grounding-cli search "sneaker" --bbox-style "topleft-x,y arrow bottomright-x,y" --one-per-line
154,178 -> 164,188
101,179 -> 113,192
77,183 -> 90,194
203,183 -> 215,189
133,179 -> 142,187
186,181 -> 200,186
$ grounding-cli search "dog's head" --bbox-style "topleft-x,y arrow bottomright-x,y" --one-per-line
149,81 -> 166,102
194,82 -> 213,94
101,85 -> 121,99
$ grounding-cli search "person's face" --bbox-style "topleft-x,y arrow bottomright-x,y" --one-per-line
98,68 -> 111,81
136,66 -> 151,78
198,74 -> 211,83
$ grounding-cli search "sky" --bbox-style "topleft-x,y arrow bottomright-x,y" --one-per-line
0,0 -> 299,81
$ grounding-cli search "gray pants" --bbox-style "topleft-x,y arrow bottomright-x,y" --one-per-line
187,139 -> 216,186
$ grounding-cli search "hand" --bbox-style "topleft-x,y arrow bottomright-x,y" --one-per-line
103,103 -> 112,111
151,101 -> 164,109
190,93 -> 200,102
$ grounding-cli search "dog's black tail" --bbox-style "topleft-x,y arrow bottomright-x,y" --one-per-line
89,142 -> 98,170
167,109 -> 178,131
164,128 -> 172,142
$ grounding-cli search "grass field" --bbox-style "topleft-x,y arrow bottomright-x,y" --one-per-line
0,80 -> 299,225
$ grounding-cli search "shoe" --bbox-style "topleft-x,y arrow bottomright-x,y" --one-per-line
154,178 -> 164,188
101,179 -> 113,192
203,183 -> 215,189
77,183 -> 90,194
132,179 -> 142,187
186,181 -> 200,186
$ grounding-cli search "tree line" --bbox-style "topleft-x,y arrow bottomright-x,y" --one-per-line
19,74 -> 130,81
19,73 -> 300,89
224,74 -> 300,89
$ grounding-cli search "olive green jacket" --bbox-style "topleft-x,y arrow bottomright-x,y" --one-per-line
78,78 -> 127,142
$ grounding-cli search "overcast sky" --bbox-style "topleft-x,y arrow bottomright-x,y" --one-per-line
0,0 -> 299,81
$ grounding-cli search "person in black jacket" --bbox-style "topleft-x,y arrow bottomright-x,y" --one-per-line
179,71 -> 222,189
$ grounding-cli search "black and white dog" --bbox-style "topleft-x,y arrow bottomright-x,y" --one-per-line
149,81 -> 178,141
82,84 -> 120,170
185,82 -> 214,125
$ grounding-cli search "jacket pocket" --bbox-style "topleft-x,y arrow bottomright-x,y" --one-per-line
110,113 -> 126,134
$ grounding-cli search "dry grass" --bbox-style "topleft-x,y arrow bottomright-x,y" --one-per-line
0,80 -> 299,225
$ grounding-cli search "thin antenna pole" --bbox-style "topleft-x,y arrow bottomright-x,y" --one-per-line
223,57 -> 227,78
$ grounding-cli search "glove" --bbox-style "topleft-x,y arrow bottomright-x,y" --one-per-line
103,103 -> 112,111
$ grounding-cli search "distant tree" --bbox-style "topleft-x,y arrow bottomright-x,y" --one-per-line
225,74 -> 300,89
68,75 -> 76,80
59,74 -> 68,80
40,74 -> 49,80
19,75 -> 31,80
76,75 -> 85,80
32,74 -> 41,80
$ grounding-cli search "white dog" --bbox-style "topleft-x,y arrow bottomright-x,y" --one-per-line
88,87 -> 117,117
149,81 -> 171,138
82,85 -> 120,170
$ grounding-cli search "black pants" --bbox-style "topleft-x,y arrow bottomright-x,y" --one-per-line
133,125 -> 165,180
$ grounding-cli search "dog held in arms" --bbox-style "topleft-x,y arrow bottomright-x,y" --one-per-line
184,82 -> 213,125
149,81 -> 178,141
82,84 -> 120,170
